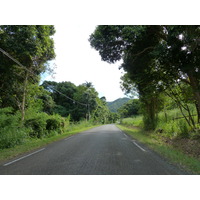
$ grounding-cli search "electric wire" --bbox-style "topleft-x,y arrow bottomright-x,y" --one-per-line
0,47 -> 88,107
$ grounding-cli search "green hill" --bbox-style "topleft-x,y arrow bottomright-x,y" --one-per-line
107,97 -> 130,113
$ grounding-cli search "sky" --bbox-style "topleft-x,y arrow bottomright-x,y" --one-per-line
43,25 -> 126,102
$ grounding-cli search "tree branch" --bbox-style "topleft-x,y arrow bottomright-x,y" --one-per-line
133,46 -> 154,57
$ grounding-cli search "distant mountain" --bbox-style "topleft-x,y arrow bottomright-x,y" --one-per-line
107,97 -> 130,113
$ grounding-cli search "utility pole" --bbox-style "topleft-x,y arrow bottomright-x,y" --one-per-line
87,104 -> 90,121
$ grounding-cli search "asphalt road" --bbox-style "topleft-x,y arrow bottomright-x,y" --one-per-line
0,124 -> 188,175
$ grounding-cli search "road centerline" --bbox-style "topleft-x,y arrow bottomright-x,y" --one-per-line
3,148 -> 45,166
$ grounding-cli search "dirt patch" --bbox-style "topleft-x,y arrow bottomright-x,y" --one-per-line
162,137 -> 200,159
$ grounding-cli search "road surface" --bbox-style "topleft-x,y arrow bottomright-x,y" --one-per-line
0,124 -> 188,175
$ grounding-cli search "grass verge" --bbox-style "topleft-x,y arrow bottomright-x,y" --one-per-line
117,124 -> 200,174
0,125 -> 99,163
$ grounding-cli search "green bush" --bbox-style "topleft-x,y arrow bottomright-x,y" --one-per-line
178,119 -> 189,138
0,107 -> 16,127
25,113 -> 48,138
46,118 -> 60,130
0,107 -> 27,149
25,112 -> 70,138
46,114 -> 64,135
0,127 -> 28,149
156,108 -> 195,139
0,107 -> 70,149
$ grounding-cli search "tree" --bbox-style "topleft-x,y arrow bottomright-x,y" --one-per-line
74,82 -> 98,121
89,26 -> 164,130
42,81 -> 104,122
118,99 -> 140,118
157,26 -> 200,123
92,96 -> 110,123
89,25 -> 200,129
0,25 -> 56,121
38,89 -> 55,114
42,81 -> 77,119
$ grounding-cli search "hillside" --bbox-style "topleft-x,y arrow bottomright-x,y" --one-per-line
107,97 -> 130,113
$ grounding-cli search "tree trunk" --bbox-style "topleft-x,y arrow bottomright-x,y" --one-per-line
188,71 -> 200,124
21,72 -> 28,122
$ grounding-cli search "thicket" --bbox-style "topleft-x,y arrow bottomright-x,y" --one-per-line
120,105 -> 199,140
0,107 -> 70,149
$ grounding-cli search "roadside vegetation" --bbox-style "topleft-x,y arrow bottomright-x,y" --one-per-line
0,25 -> 119,161
0,118 -> 99,162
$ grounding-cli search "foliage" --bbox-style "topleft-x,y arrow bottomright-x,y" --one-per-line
46,114 -> 70,135
92,97 -> 110,123
42,80 -> 111,123
0,26 -> 108,152
107,97 -> 130,113
121,104 -> 197,139
89,25 -> 200,131
0,25 -> 56,121
0,123 -> 99,162
38,89 -> 55,114
120,116 -> 143,127
42,81 -> 77,118
24,112 -> 70,138
24,112 -> 48,138
107,112 -> 120,123
118,99 -> 140,118
0,107 -> 28,149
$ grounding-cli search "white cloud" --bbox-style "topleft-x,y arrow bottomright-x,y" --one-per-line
45,25 -> 126,101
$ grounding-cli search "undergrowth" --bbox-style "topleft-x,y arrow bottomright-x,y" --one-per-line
0,107 -> 99,151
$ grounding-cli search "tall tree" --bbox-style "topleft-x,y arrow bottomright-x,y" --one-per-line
89,25 -> 164,129
0,25 -> 56,120
42,81 -> 77,118
89,25 -> 200,128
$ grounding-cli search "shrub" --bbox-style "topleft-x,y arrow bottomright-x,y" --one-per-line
24,113 -> 48,138
178,119 -> 189,138
0,107 -> 27,149
0,127 -> 28,149
46,115 -> 62,135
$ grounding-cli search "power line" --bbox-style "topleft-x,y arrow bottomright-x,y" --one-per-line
0,47 -> 27,70
48,85 -> 88,107
0,46 -> 88,107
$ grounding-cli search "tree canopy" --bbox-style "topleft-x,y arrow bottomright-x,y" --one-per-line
0,25 -> 56,120
89,25 -> 200,129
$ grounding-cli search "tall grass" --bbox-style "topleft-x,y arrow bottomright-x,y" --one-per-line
66,120 -> 97,132
0,107 -> 28,149
120,115 -> 143,127
121,105 -> 198,139
156,106 -> 197,138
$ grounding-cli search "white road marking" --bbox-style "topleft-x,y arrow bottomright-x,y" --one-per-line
123,133 -> 127,138
132,141 -> 146,152
64,136 -> 73,141
3,148 -> 45,166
